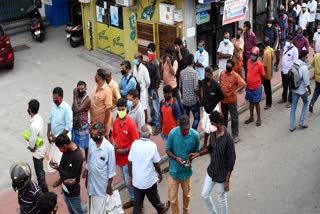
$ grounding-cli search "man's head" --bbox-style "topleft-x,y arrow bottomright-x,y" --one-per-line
226,59 -> 234,73
250,46 -> 260,61
38,192 -> 58,214
236,27 -> 243,39
164,47 -> 174,58
198,40 -> 205,52
10,162 -> 32,192
296,27 -> 303,38
28,99 -> 40,116
147,42 -> 156,52
223,32 -> 230,43
104,69 -> 112,84
77,81 -> 87,98
90,122 -> 105,143
243,21 -> 251,32
133,52 -> 143,66
263,36 -> 270,47
179,115 -> 190,136
302,3 -> 307,12
55,133 -> 72,153
140,124 -> 152,139
267,17 -> 274,28
163,85 -> 173,101
117,98 -> 127,119
288,1 -> 295,10
126,89 -> 140,110
52,87 -> 63,106
209,110 -> 224,129
299,50 -> 309,62
186,53 -> 194,67
95,69 -> 106,84
120,60 -> 131,76
278,5 -> 285,16
286,33 -> 294,45
204,66 -> 214,81
174,37 -> 183,48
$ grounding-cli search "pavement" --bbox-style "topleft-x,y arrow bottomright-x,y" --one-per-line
0,26 -> 318,214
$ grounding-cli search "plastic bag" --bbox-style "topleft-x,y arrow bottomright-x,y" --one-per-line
43,143 -> 62,173
105,190 -> 124,214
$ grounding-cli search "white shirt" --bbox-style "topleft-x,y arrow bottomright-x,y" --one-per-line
217,40 -> 234,70
132,63 -> 150,92
28,114 -> 46,159
194,49 -> 209,80
281,44 -> 299,74
313,32 -> 320,53
299,11 -> 311,29
294,4 -> 302,17
307,0 -> 317,21
128,138 -> 161,189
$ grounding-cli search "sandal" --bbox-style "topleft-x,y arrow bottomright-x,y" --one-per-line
256,120 -> 262,127
290,127 -> 296,132
161,166 -> 169,174
299,124 -> 308,129
244,118 -> 254,124
158,201 -> 170,214
264,106 -> 271,110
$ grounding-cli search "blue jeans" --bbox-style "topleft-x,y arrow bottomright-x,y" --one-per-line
310,82 -> 320,107
148,88 -> 160,128
63,192 -> 83,214
290,92 -> 309,129
119,164 -> 135,201
201,174 -> 227,214
183,102 -> 200,130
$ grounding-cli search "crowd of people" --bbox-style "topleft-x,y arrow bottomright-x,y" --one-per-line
8,1 -> 320,213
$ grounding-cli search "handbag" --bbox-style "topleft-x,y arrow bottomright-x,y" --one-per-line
105,190 -> 124,214
43,143 -> 62,173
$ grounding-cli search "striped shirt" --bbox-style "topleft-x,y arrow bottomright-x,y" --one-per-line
179,66 -> 199,106
207,127 -> 236,183
18,181 -> 42,214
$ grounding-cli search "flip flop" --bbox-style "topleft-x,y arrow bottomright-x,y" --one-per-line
290,127 -> 296,132
158,201 -> 170,214
256,120 -> 262,127
299,124 -> 308,129
245,118 -> 254,124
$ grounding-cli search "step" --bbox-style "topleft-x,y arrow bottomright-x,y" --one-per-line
2,19 -> 50,36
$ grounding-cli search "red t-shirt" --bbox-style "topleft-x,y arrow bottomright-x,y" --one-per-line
160,98 -> 181,136
246,59 -> 265,90
111,116 -> 139,166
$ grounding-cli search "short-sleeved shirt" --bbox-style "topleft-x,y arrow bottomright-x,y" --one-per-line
162,60 -> 178,89
179,66 -> 199,106
308,0 -> 317,22
217,41 -> 234,69
128,101 -> 145,133
246,59 -> 265,90
292,59 -> 310,95
202,79 -> 224,113
299,11 -> 311,30
262,46 -> 274,80
48,100 -> 73,137
194,49 -> 209,80
311,52 -> 320,83
263,26 -> 278,48
29,114 -> 46,159
120,74 -> 137,97
219,70 -> 246,103
107,79 -> 121,110
313,32 -> 320,53
281,44 -> 299,74
232,38 -> 244,60
293,35 -> 310,54
160,97 -> 181,136
166,127 -> 200,180
243,31 -> 257,59
87,137 -> 116,196
128,138 -> 161,189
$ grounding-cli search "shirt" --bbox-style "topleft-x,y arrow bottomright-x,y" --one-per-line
281,44 -> 299,74
194,49 -> 209,80
287,10 -> 297,34
206,127 -> 236,183
87,137 -> 116,196
18,181 -> 42,214
232,38 -> 244,61
48,100 -> 73,137
120,74 -> 137,97
263,26 -> 278,48
160,97 -> 181,136
217,40 -> 234,69
176,48 -> 190,86
147,57 -> 161,89
219,71 -> 246,103
59,147 -> 83,196
299,11 -> 311,29
162,59 -> 178,89
128,138 -> 161,189
179,66 -> 199,106
246,59 -> 265,90
313,32 -> 320,53
308,0 -> 317,21
133,63 -> 151,92
292,59 -> 310,95
107,79 -> 121,110
166,127 -> 200,180
277,14 -> 288,40
294,4 -> 302,17
262,46 -> 274,80
128,101 -> 145,133
293,35 -> 310,53
316,2 -> 320,20
201,79 -> 224,113
310,52 -> 320,83
243,31 -> 257,59
111,116 -> 139,166
28,114 -> 46,159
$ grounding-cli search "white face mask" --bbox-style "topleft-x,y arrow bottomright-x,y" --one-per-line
209,125 -> 217,133
317,29 -> 320,33
286,41 -> 291,47
267,23 -> 272,28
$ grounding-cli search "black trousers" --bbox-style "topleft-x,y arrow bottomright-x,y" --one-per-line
133,183 -> 164,214
243,57 -> 248,81
221,102 -> 239,137
281,72 -> 292,103
263,79 -> 272,107
33,157 -> 49,193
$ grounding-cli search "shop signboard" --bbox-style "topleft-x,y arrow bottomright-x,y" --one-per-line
195,4 -> 211,25
222,0 -> 248,25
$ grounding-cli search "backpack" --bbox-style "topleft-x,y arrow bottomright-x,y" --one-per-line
127,75 -> 141,98
288,62 -> 303,90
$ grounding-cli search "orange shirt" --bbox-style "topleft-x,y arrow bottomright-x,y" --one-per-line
162,60 -> 178,89
246,59 -> 265,90
107,79 -> 121,110
160,97 -> 181,136
219,70 -> 246,103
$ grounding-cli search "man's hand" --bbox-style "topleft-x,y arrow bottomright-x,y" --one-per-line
308,88 -> 312,96
224,181 -> 230,192
50,162 -> 59,170
112,141 -> 118,149
184,159 -> 191,168
116,149 -> 127,154
64,178 -> 76,186
175,157 -> 185,165
27,146 -> 36,153
107,183 -> 113,195
129,177 -> 133,187
158,174 -> 163,183
189,152 -> 200,160
175,45 -> 180,52
73,88 -> 78,98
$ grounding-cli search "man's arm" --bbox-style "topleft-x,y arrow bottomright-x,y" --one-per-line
107,146 -> 116,194
120,78 -> 135,97
47,123 -> 52,143
28,125 -> 38,152
60,153 -> 83,181
73,96 -> 91,113
63,106 -> 73,134
144,67 -> 151,88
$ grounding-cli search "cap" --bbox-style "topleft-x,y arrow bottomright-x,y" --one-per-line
179,115 -> 190,130
301,3 -> 307,8
289,1 -> 295,6
251,46 -> 260,55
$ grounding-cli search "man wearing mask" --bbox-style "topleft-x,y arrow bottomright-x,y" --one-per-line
293,27 -> 310,54
90,69 -> 112,139
132,52 -> 151,123
119,60 -> 137,97
127,89 -> 145,133
313,23 -> 320,53
308,0 -> 317,43
263,17 -> 279,50
174,37 -> 189,87
262,37 -> 274,110
194,40 -> 209,81
309,51 -> 320,113
219,60 -> 246,143
277,5 -> 288,48
244,47 -> 265,127
86,122 -> 116,214
217,32 -> 234,76
231,28 -> 244,77
111,98 -> 139,209
299,3 -> 310,31
72,81 -> 90,171
146,43 -> 161,135
279,34 -> 299,108
287,1 -> 297,35
243,21 -> 257,80
166,115 -> 200,214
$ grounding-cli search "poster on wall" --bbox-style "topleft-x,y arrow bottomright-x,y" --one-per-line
96,6 -> 104,23
110,6 -> 119,26
222,0 -> 248,25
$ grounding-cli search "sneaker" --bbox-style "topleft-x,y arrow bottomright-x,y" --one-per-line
122,200 -> 135,209
153,127 -> 161,136
309,104 -> 313,113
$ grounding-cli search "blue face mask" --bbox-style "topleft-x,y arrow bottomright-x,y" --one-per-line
224,38 -> 229,44
198,46 -> 204,52
297,34 -> 302,39
127,100 -> 133,111
133,59 -> 140,65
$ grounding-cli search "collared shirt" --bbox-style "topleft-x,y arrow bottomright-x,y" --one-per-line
18,181 -> 42,214
120,74 -> 137,97
160,97 -> 181,136
219,71 -> 246,104
293,59 -> 310,95
263,26 -> 278,48
87,137 -> 116,196
293,35 -> 310,53
162,59 -> 178,89
133,63 -> 151,92
277,14 -> 288,40
166,127 -> 200,180
308,0 -> 317,21
232,38 -> 244,61
243,31 -> 257,59
313,32 -> 320,53
29,114 -> 46,159
48,100 -> 72,137
299,11 -> 311,30
72,94 -> 90,129
262,46 -> 274,80
206,127 -> 236,183
179,66 -> 199,106
294,4 -> 302,17
281,44 -> 299,74
128,138 -> 161,189
247,59 -> 265,90
310,52 -> 320,83
111,116 -> 139,166
176,48 -> 190,86
128,101 -> 145,132
107,79 -> 121,110
194,49 -> 209,80
287,10 -> 297,34
147,57 -> 161,89
217,41 -> 234,69
201,79 -> 224,113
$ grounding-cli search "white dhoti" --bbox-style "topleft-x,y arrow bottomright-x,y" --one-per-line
201,105 -> 220,134
88,195 -> 108,214
140,89 -> 148,110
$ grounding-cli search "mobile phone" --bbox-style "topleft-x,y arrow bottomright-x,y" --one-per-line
49,161 -> 57,166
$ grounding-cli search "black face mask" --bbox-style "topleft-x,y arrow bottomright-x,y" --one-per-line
236,34 -> 241,39
205,76 -> 211,82
78,90 -> 86,98
164,95 -> 171,101
121,70 -> 127,75
91,135 -> 101,142
226,66 -> 233,72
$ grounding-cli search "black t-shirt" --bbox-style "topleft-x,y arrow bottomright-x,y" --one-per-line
201,79 -> 224,114
59,146 -> 83,196
176,48 -> 190,86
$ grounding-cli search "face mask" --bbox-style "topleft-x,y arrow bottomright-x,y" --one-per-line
27,109 -> 31,116
224,38 -> 229,44
236,34 -> 241,39
164,95 -> 171,101
127,100 -> 133,111
91,135 -> 101,142
250,54 -> 258,61
304,59 -> 309,63
121,70 -> 127,75
133,59 -> 140,65
198,46 -> 204,52
205,76 -> 211,82
181,128 -> 189,136
267,23 -> 272,28
286,41 -> 291,47
209,125 -> 217,133
78,90 -> 85,98
302,8 -> 307,12
317,29 -> 320,33
226,66 -> 232,72
53,98 -> 62,106
59,146 -> 67,153
297,34 -> 302,39
118,110 -> 127,119
147,51 -> 155,62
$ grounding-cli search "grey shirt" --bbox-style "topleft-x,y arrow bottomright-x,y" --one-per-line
128,101 -> 145,133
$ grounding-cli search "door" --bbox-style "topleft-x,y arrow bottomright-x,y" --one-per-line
0,0 -> 33,24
